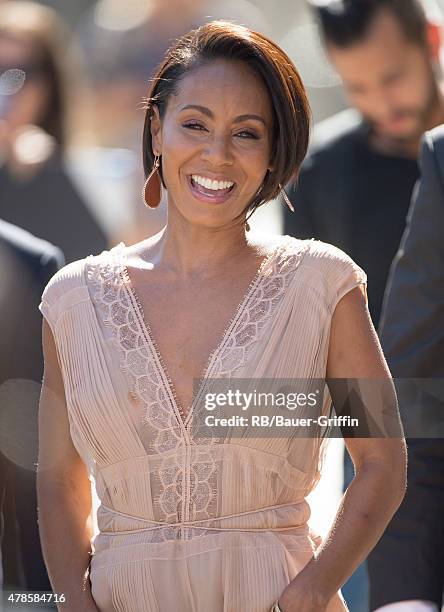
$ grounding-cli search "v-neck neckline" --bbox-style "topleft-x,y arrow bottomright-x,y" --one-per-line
116,238 -> 283,431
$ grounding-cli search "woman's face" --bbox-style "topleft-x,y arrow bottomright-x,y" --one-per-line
150,59 -> 274,230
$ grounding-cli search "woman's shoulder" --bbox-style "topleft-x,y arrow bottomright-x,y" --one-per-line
40,258 -> 86,307
300,237 -> 365,271
279,235 -> 368,312
39,242 -> 123,328
279,234 -> 365,273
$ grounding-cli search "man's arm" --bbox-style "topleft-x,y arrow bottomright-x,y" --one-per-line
378,130 -> 444,375
367,129 -> 444,611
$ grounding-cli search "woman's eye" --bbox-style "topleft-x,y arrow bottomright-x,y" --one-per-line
235,130 -> 258,139
182,123 -> 259,139
183,122 -> 207,131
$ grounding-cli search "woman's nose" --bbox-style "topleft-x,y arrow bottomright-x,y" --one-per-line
201,134 -> 233,166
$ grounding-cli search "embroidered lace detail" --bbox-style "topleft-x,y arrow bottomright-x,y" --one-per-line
86,237 -> 312,541
208,237 -> 312,381
85,245 -> 182,451
86,246 -> 195,539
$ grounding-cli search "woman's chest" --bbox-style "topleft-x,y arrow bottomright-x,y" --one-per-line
132,274 -> 267,408
77,240 -> 328,424
60,242 -> 331,464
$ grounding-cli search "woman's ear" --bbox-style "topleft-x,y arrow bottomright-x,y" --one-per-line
150,104 -> 162,155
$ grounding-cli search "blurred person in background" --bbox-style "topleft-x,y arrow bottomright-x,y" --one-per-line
282,1 -> 444,609
0,219 -> 63,594
366,126 -> 444,612
284,0 -> 444,327
0,1 -> 108,263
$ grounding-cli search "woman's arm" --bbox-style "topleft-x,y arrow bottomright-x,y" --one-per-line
37,318 -> 99,611
278,285 -> 407,612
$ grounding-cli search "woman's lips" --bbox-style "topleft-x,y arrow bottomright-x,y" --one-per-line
187,175 -> 235,204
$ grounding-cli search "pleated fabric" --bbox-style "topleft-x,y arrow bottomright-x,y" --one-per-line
39,234 -> 367,612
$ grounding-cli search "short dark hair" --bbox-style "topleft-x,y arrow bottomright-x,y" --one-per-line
142,20 -> 311,216
310,0 -> 427,48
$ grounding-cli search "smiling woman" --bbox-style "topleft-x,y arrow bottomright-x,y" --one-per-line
149,58 -> 275,220
37,20 -> 406,612
141,20 -> 310,228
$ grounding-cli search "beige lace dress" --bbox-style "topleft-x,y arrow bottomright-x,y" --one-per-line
39,234 -> 367,611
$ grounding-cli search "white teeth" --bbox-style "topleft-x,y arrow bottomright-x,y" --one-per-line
191,175 -> 234,191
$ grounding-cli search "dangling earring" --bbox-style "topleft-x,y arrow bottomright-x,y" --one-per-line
244,208 -> 255,232
243,173 -> 268,232
142,154 -> 163,208
279,183 -> 294,213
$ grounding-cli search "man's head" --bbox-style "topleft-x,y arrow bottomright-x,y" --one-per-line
312,0 -> 442,142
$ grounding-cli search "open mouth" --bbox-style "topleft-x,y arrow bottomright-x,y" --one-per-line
188,174 -> 236,201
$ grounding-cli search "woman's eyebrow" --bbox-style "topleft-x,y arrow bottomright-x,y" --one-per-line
180,104 -> 266,126
180,104 -> 213,117
234,114 -> 266,126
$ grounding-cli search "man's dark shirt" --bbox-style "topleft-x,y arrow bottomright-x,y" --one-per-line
283,109 -> 420,327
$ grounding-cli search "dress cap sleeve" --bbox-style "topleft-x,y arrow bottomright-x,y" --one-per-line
326,245 -> 368,313
39,257 -> 88,336
305,240 -> 368,314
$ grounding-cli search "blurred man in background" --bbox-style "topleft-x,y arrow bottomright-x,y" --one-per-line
283,1 -> 444,610
284,0 -> 444,327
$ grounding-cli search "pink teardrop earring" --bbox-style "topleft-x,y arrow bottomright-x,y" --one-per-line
142,154 -> 163,208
